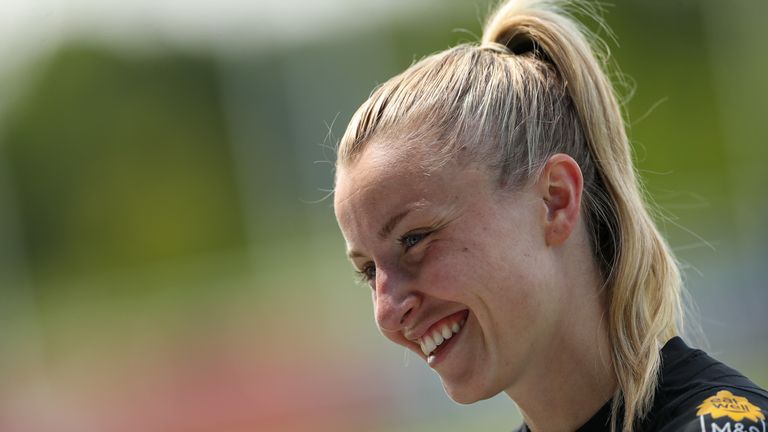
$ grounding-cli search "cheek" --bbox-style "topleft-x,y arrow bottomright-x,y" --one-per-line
416,240 -> 503,301
415,241 -> 467,287
426,234 -> 545,324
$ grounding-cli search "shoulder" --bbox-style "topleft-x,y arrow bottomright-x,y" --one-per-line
643,337 -> 768,432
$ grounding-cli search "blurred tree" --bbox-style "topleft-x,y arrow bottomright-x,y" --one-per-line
2,43 -> 247,283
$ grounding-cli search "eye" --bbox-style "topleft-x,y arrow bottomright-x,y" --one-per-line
400,231 -> 429,250
357,263 -> 376,285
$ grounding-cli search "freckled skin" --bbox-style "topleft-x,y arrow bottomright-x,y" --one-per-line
335,143 -> 615,432
334,143 -> 568,403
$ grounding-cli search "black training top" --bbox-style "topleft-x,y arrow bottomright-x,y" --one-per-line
515,337 -> 768,432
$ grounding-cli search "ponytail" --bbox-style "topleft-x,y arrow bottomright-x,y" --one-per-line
482,2 -> 683,431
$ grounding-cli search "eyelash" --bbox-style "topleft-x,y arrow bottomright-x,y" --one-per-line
356,231 -> 432,285
356,264 -> 376,285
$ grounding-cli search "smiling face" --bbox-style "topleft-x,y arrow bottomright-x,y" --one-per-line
334,142 -> 574,403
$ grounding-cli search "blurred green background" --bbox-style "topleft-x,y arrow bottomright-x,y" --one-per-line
0,0 -> 765,431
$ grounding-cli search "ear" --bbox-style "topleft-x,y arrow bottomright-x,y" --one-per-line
536,153 -> 584,246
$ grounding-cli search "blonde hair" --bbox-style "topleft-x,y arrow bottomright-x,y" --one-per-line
336,1 -> 683,430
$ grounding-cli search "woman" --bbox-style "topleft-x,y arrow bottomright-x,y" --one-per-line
332,0 -> 767,431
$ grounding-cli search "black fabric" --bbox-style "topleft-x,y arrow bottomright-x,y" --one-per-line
515,337 -> 768,431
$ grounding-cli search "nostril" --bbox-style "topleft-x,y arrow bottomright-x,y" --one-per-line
400,307 -> 413,325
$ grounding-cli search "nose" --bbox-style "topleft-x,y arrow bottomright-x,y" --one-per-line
373,269 -> 421,332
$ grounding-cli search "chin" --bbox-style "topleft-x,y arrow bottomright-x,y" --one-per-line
441,379 -> 498,405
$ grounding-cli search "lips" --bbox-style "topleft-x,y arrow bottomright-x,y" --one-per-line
416,310 -> 469,359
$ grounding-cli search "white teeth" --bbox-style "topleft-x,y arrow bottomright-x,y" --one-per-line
423,335 -> 436,355
432,331 -> 444,346
418,316 -> 466,358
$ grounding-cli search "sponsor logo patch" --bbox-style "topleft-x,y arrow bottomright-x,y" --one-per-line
698,390 -> 765,422
696,390 -> 766,432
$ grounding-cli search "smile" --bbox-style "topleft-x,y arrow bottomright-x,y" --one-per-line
417,310 -> 469,361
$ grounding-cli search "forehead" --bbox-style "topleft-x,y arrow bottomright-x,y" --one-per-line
334,142 -> 493,234
334,144 -> 430,221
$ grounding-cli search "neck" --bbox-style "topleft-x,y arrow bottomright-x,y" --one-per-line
506,250 -> 616,431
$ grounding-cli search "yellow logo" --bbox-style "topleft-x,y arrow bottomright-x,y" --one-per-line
697,390 -> 766,422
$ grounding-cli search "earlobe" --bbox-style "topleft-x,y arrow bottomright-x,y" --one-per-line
539,154 -> 584,246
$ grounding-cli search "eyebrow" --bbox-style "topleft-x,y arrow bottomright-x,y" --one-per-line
378,209 -> 411,240
346,208 -> 413,259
